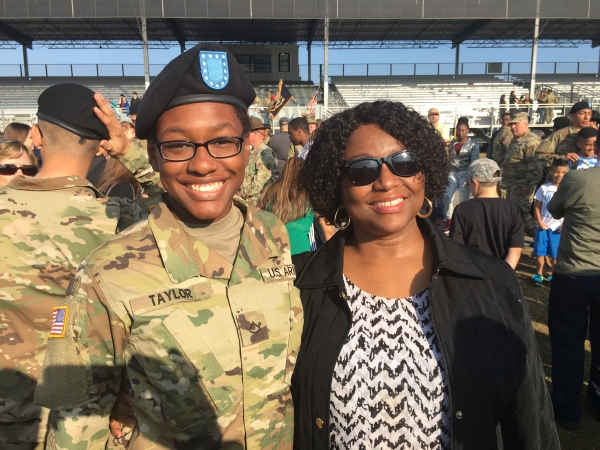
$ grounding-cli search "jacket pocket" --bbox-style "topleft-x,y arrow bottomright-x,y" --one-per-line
129,309 -> 234,432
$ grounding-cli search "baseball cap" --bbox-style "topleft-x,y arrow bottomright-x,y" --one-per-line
279,116 -> 289,126
508,112 -> 529,124
467,159 -> 502,183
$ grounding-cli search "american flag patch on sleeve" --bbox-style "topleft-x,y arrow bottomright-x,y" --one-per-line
49,306 -> 69,338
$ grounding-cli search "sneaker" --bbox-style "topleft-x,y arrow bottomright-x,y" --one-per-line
532,274 -> 544,287
547,275 -> 553,282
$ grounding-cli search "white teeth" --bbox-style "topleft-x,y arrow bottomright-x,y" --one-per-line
373,198 -> 404,207
188,182 -> 224,192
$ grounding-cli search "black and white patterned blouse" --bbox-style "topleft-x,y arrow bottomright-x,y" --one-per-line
329,276 -> 451,450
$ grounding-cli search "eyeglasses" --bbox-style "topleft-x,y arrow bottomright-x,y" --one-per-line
0,164 -> 38,177
429,113 -> 439,116
342,150 -> 420,186
155,136 -> 244,161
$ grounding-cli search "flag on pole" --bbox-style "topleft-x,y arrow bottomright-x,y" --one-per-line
308,85 -> 319,115
270,80 -> 296,119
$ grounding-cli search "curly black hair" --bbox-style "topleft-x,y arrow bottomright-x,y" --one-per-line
298,101 -> 450,224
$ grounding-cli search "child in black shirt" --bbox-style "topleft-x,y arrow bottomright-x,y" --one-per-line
450,159 -> 524,269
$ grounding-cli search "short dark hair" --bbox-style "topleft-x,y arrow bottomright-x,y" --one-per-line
297,101 -> 449,224
132,92 -> 137,95
550,158 -> 569,169
501,112 -> 511,118
577,127 -> 597,140
288,117 -> 309,134
553,117 -> 571,130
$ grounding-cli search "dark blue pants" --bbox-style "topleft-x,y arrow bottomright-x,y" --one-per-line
548,272 -> 600,422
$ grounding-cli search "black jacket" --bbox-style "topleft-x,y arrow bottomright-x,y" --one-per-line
292,219 -> 559,450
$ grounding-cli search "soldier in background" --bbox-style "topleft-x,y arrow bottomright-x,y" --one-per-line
491,112 -> 512,162
269,116 -> 293,178
0,83 -> 156,450
535,101 -> 593,169
545,89 -> 558,124
35,43 -> 302,450
501,112 -> 542,236
240,117 -> 278,206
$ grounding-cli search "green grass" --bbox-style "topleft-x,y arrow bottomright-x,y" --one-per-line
517,247 -> 599,450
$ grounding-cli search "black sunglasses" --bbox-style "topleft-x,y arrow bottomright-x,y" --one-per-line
0,164 -> 38,177
342,150 -> 420,186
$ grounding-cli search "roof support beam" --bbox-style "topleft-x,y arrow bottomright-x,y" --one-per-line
0,21 -> 32,49
451,19 -> 491,48
165,18 -> 186,53
592,38 -> 600,48
307,19 -> 318,44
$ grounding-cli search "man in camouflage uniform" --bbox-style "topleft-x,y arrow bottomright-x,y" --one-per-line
535,101 -> 594,168
492,112 -> 513,164
240,117 -> 277,206
544,89 -> 558,124
36,42 -> 302,450
0,84 -> 159,449
500,112 -> 542,236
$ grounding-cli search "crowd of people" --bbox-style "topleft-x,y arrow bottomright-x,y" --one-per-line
499,88 -> 559,124
0,41 -> 598,450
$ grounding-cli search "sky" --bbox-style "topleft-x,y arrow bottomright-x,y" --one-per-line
0,43 -> 598,80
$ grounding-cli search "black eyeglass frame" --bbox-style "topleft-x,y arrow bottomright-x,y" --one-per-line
0,164 -> 39,176
342,150 -> 420,186
155,136 -> 245,161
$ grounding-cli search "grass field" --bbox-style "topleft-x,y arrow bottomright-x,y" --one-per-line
516,247 -> 599,450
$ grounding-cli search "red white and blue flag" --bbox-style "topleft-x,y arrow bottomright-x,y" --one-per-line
308,86 -> 319,115
49,306 -> 68,338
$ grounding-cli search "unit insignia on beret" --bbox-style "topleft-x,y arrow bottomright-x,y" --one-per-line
201,51 -> 229,90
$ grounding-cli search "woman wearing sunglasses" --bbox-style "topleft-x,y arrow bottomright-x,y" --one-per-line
0,139 -> 38,187
291,101 -> 558,449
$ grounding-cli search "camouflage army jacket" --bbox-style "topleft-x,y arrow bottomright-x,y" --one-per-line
240,143 -> 278,206
535,126 -> 580,166
0,176 -> 147,446
492,126 -> 513,165
501,130 -> 542,189
36,197 -> 303,450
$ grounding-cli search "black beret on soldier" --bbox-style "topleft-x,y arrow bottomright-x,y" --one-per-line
36,83 -> 109,141
569,101 -> 592,114
135,42 -> 256,139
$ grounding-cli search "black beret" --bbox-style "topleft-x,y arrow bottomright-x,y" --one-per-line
36,83 -> 109,140
569,101 -> 592,114
135,42 -> 256,139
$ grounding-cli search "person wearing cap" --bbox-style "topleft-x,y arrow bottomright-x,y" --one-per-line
36,43 -> 301,450
491,112 -> 513,163
307,116 -> 318,134
590,110 -> 600,129
269,116 -> 294,178
450,159 -> 524,269
499,112 -> 541,236
239,117 -> 277,206
535,101 -> 593,168
427,107 -> 449,144
0,83 -> 158,450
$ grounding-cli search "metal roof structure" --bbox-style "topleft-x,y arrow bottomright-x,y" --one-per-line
0,17 -> 598,49
0,0 -> 598,49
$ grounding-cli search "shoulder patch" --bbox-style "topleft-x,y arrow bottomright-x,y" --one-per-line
49,306 -> 69,338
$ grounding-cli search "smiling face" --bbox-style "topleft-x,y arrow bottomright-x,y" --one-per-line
151,102 -> 249,223
340,124 -> 425,239
456,123 -> 469,141
572,109 -> 592,128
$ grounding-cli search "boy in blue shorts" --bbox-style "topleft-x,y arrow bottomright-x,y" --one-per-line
532,159 -> 569,286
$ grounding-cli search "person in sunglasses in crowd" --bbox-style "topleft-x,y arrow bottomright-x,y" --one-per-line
36,43 -> 301,450
291,101 -> 559,450
0,139 -> 38,186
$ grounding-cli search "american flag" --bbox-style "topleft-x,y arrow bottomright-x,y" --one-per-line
49,307 -> 68,338
307,86 -> 319,115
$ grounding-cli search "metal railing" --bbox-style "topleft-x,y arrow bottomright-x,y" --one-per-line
0,61 -> 597,81
300,61 -> 600,81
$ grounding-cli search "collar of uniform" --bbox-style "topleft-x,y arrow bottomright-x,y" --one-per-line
148,196 -> 281,284
8,175 -> 103,196
230,196 -> 284,285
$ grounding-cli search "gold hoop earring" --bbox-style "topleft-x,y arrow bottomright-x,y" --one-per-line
334,207 -> 351,230
417,197 -> 433,219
